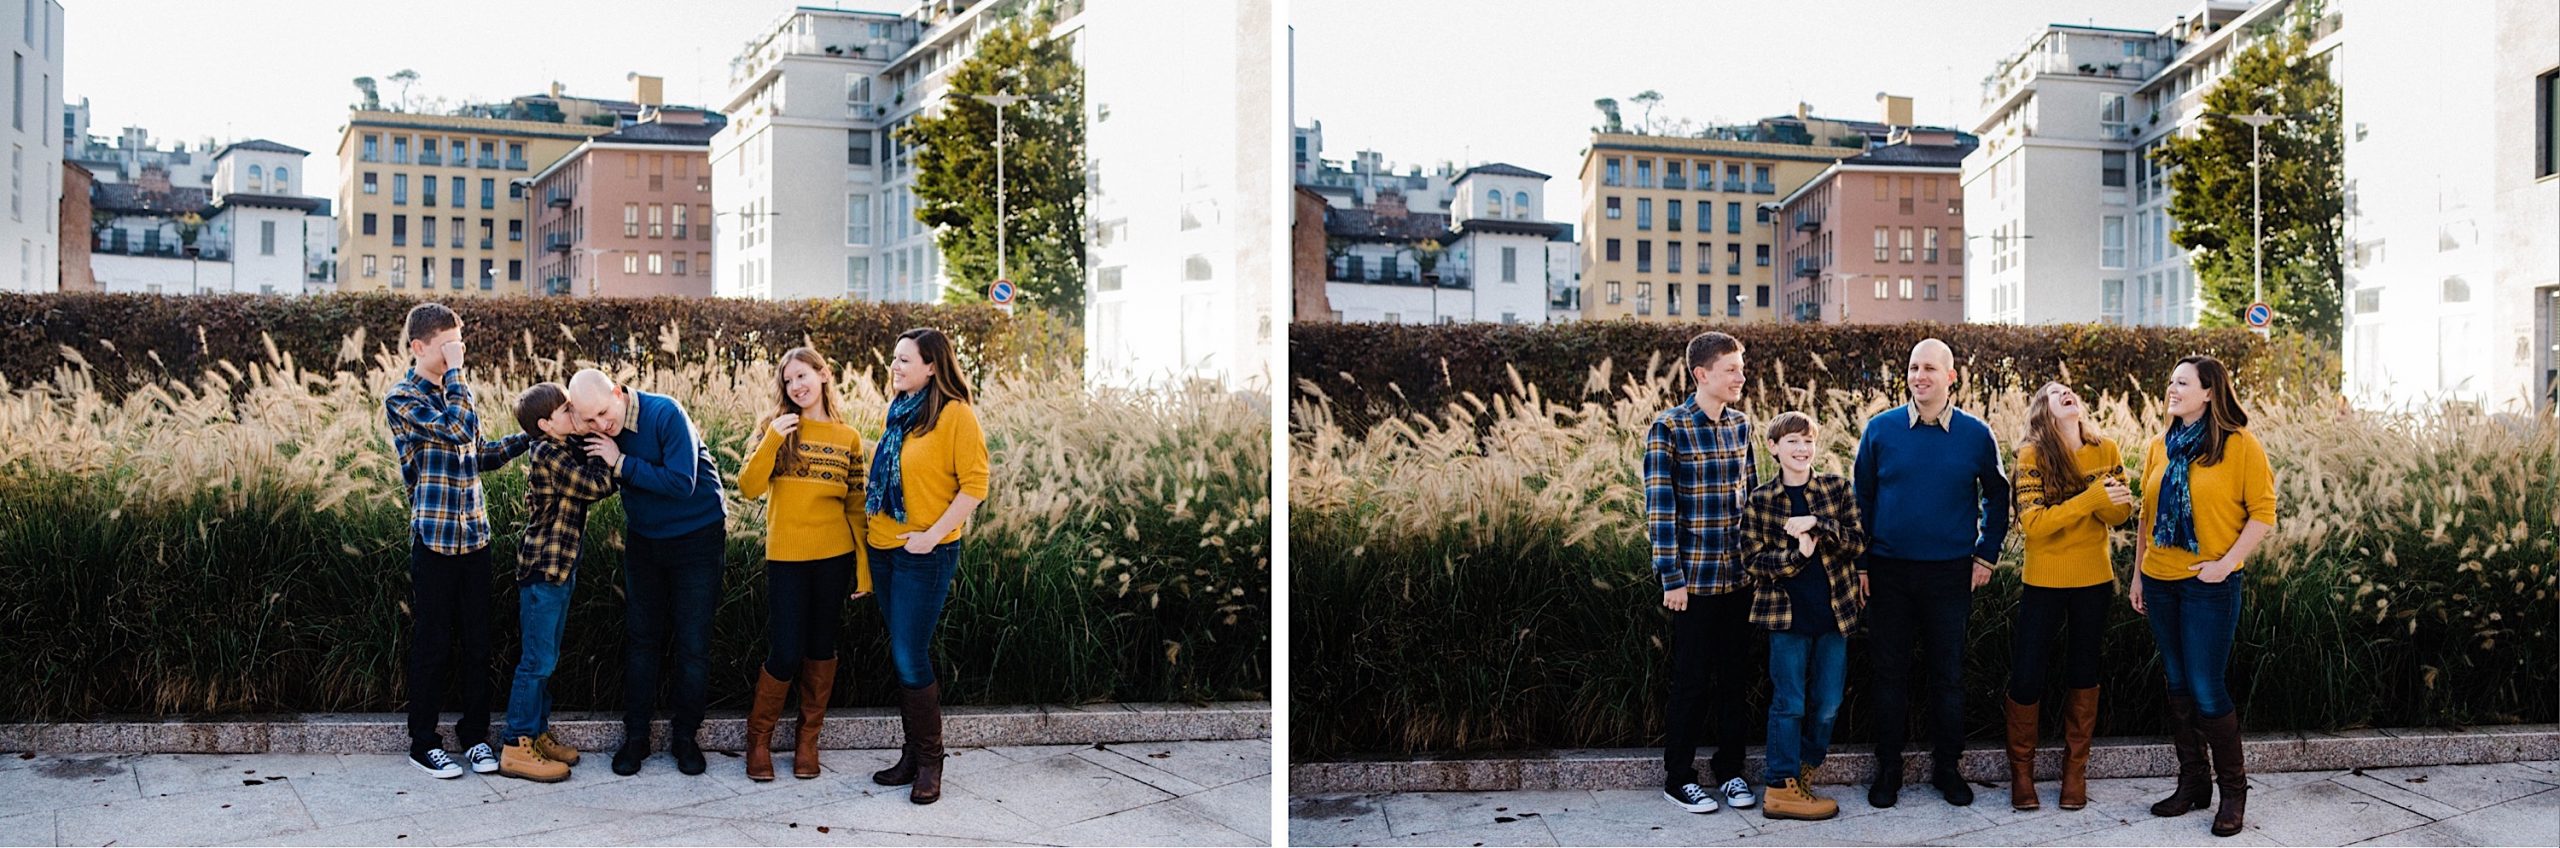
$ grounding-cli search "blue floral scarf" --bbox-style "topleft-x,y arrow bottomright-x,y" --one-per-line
866,389 -> 927,523
2151,416 -> 2206,553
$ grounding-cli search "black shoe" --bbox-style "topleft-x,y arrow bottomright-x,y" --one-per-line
672,735 -> 706,775
612,737 -> 648,776
1933,769 -> 1975,807
1869,768 -> 1902,808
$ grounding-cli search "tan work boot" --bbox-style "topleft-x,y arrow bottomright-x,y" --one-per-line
532,731 -> 579,767
498,736 -> 569,783
1761,777 -> 1839,821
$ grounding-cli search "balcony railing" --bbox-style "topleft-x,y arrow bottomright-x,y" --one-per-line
418,152 -> 443,166
1727,262 -> 1742,275
545,234 -> 571,252
477,157 -> 502,169
1722,179 -> 1747,192
1663,176 -> 1688,190
1727,222 -> 1742,234
481,238 -> 495,250
505,158 -> 529,171
542,275 -> 572,295
1793,257 -> 1820,277
547,192 -> 571,208
1751,181 -> 1776,194
422,195 -> 438,208
1793,211 -> 1820,231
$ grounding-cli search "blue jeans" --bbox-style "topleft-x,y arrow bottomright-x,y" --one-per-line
623,523 -> 725,737
1765,630 -> 1847,782
2141,574 -> 2244,718
870,541 -> 962,690
504,575 -> 574,741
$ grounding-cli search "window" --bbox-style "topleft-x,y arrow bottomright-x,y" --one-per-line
1605,196 -> 1621,219
2099,92 -> 2127,126
450,216 -> 465,248
508,259 -> 522,282
480,178 -> 495,209
2540,70 -> 2560,178
362,213 -> 377,235
363,172 -> 377,194
1667,242 -> 1683,274
246,164 -> 264,191
846,73 -> 872,106
1604,158 -> 1622,186
509,219 -> 523,242
508,143 -> 524,165
1500,246 -> 1517,282
1636,240 -> 1652,273
259,221 -> 276,255
1756,284 -> 1771,309
1698,242 -> 1711,272
845,193 -> 871,243
1185,255 -> 1214,281
1726,202 -> 1741,233
421,255 -> 436,288
1605,238 -> 1622,262
848,130 -> 872,166
422,176 -> 437,206
1899,227 -> 1915,262
625,204 -> 640,237
696,252 -> 709,276
1923,228 -> 1940,263
1726,284 -> 1741,317
1666,282 -> 1681,316
1948,276 -> 1963,301
1875,278 -> 1890,300
1755,244 -> 1771,267
362,135 -> 379,162
1752,165 -> 1770,188
422,216 -> 437,246
392,135 -> 409,164
1755,205 -> 1771,224
2101,215 -> 2126,268
391,215 -> 406,246
649,205 -> 664,238
1637,198 -> 1652,230
361,254 -> 377,277
1665,160 -> 1684,188
1924,276 -> 1940,300
451,258 -> 465,290
2102,151 -> 2127,188
1636,282 -> 1652,316
2102,278 -> 2126,324
479,259 -> 495,289
1607,281 -> 1622,303
624,253 -> 639,274
390,256 -> 405,287
1513,191 -> 1530,219
1667,200 -> 1682,232
1874,173 -> 1889,201
451,177 -> 464,205
1482,188 -> 1502,218
1901,276 -> 1915,300
649,253 -> 664,275
1636,159 -> 1654,188
392,174 -> 407,204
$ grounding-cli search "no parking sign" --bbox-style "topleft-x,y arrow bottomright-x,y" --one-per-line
990,278 -> 1015,312
2246,301 -> 2272,330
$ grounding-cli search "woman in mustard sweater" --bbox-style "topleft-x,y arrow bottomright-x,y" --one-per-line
2004,382 -> 2135,812
865,328 -> 991,806
737,347 -> 872,783
2133,355 -> 2276,839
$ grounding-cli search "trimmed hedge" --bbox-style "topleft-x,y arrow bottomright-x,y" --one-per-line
1289,320 -> 2337,435
0,292 -> 1076,394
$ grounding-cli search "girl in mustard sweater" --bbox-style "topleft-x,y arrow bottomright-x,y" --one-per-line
2133,355 -> 2276,839
2004,382 -> 2135,812
737,347 -> 872,782
865,328 -> 991,806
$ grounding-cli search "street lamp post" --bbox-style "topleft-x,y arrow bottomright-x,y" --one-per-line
970,92 -> 1027,291
2226,111 -> 2282,313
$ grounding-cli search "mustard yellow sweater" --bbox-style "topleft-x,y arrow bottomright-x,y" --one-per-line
739,418 -> 871,593
2139,428 -> 2278,581
2013,438 -> 2135,588
866,400 -> 993,551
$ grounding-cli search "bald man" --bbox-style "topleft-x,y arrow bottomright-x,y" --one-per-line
567,369 -> 729,778
1851,338 -> 2010,809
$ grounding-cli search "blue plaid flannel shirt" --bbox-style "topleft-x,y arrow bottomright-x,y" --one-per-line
385,368 -> 530,556
1643,398 -> 1758,594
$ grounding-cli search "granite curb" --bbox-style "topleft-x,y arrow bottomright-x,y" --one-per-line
0,700 -> 1271,754
1289,723 -> 2559,795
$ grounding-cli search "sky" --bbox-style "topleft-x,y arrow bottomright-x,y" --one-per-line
1289,0 -> 2204,221
64,0 -> 906,190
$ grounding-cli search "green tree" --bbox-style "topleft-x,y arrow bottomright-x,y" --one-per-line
897,11 -> 1084,317
1592,98 -> 1623,134
2153,0 -> 2343,345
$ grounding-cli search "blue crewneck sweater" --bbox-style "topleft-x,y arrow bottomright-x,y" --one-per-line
1852,403 -> 2011,565
611,389 -> 728,540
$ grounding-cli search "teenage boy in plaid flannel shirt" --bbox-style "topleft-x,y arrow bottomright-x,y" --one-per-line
1646,331 -> 1763,814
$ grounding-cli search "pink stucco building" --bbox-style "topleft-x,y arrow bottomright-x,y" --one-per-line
1774,127 -> 1976,324
526,107 -> 722,298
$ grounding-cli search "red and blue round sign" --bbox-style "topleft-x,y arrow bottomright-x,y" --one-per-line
2245,302 -> 2272,328
989,279 -> 1015,305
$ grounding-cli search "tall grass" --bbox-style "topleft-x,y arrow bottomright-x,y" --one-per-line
0,330 -> 1268,720
1290,355 -> 2556,759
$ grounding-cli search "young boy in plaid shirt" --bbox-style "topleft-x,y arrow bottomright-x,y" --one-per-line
383,302 -> 532,779
493,381 -> 619,783
1742,411 -> 1868,821
1647,331 -> 1762,814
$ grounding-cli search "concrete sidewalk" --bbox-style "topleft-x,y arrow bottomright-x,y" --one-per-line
0,738 -> 1270,846
1290,760 -> 2559,846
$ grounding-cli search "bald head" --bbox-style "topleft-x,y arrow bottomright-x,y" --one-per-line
568,368 -> 627,436
1907,338 -> 1955,406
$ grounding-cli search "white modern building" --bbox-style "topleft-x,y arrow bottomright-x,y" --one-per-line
4,0 -> 63,292
1082,0 -> 1271,389
2342,0 -> 2557,410
63,101 -> 220,191
1317,165 -> 1564,325
1963,0 -> 2338,327
89,141 -> 328,296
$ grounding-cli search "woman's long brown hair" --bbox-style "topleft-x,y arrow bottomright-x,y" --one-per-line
901,328 -> 975,438
754,347 -> 840,475
2024,381 -> 2103,502
2177,354 -> 2250,466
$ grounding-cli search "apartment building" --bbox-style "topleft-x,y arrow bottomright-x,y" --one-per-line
525,107 -> 723,298
1775,127 -> 1976,324
4,0 -> 62,292
334,111 -> 606,297
1578,123 -> 1857,323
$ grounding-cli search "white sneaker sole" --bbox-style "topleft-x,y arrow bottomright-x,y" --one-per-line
1724,796 -> 1758,809
1663,790 -> 1718,814
412,759 -> 463,779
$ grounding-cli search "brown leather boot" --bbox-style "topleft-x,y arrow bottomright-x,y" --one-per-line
793,658 -> 837,779
873,684 -> 920,787
2059,687 -> 2099,810
909,682 -> 945,805
2004,696 -> 2041,811
743,668 -> 791,782
2149,693 -> 2213,817
2198,710 -> 2247,837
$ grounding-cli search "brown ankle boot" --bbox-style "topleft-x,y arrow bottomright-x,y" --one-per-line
908,682 -> 945,805
744,668 -> 792,781
2149,693 -> 2213,817
793,658 -> 837,779
2004,696 -> 2041,811
2059,687 -> 2099,810
2198,710 -> 2247,837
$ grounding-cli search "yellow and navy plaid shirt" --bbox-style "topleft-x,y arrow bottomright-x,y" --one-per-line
516,437 -> 618,585
1742,473 -> 1869,633
1643,399 -> 1758,594
384,368 -> 530,556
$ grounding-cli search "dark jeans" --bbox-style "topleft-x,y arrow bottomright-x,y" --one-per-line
1662,588 -> 1756,789
2008,583 -> 2110,704
407,540 -> 493,753
1766,630 -> 1847,782
623,523 -> 725,738
1865,555 -> 1973,770
2141,574 -> 2245,717
763,553 -> 856,680
870,541 -> 962,690
503,575 -> 575,741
